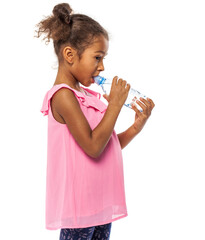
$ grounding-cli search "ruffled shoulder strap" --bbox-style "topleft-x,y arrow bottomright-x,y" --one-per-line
40,84 -> 107,116
81,87 -> 101,99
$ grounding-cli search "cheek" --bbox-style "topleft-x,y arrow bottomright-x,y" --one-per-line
78,58 -> 98,74
82,59 -> 95,68
87,60 -> 99,71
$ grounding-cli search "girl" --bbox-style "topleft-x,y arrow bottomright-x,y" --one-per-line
35,3 -> 155,240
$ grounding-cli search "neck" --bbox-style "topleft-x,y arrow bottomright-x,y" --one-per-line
54,64 -> 81,91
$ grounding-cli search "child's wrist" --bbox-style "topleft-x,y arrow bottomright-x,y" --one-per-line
131,124 -> 141,135
108,101 -> 122,112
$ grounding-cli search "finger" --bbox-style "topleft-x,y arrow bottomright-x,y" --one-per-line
112,76 -> 118,87
135,100 -> 147,112
103,94 -> 109,102
131,102 -> 142,115
126,83 -> 131,91
121,80 -> 127,87
147,98 -> 155,109
117,78 -> 123,85
140,98 -> 152,109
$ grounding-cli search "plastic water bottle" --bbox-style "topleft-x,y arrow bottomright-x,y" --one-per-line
94,76 -> 147,111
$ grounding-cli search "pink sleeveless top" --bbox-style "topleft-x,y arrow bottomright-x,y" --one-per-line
41,83 -> 128,230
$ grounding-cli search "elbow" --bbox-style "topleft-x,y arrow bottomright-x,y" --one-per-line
85,145 -> 103,159
88,152 -> 100,159
86,150 -> 102,159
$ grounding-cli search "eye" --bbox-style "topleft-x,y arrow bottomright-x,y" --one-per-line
95,56 -> 106,61
95,56 -> 102,61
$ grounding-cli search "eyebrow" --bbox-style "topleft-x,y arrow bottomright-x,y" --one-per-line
95,51 -> 108,55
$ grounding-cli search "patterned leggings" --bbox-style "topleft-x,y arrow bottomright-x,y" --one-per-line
59,222 -> 112,240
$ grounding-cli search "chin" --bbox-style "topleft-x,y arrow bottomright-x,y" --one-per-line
85,82 -> 92,87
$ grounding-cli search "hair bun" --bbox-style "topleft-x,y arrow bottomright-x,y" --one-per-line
53,3 -> 73,24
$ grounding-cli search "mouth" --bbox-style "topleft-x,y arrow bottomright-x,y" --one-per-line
91,75 -> 98,83
91,77 -> 95,83
92,71 -> 102,84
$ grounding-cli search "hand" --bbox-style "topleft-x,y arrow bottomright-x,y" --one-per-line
103,76 -> 130,109
131,97 -> 155,133
103,93 -> 110,102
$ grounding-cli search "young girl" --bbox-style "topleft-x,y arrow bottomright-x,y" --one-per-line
36,3 -> 154,240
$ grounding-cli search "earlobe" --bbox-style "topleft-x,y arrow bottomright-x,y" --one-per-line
63,46 -> 75,64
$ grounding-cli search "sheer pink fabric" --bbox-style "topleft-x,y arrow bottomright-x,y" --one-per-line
41,84 -> 128,230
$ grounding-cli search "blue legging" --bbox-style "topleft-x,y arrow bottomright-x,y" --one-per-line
59,222 -> 112,240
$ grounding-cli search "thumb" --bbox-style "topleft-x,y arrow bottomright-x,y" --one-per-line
103,94 -> 110,102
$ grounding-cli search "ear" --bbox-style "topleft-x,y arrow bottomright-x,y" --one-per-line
62,46 -> 76,64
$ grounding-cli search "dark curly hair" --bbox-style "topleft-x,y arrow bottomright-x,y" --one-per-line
34,3 -> 109,62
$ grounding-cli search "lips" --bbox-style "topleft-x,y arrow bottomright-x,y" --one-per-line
92,76 -> 98,83
92,73 -> 100,83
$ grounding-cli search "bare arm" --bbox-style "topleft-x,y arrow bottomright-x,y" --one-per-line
117,125 -> 138,149
118,98 -> 155,149
52,77 -> 130,158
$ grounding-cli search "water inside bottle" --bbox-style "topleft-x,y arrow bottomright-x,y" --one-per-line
94,76 -> 147,112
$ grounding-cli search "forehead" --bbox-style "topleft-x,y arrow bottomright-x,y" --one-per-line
86,35 -> 109,54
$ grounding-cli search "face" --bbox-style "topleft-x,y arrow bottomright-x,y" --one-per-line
72,35 -> 109,87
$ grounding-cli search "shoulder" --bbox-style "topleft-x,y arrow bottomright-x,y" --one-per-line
52,86 -> 78,104
52,85 -> 74,98
51,86 -> 81,115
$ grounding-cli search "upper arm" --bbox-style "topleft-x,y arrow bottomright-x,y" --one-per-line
51,88 -> 96,157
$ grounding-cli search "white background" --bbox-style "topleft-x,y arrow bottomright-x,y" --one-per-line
0,0 -> 204,239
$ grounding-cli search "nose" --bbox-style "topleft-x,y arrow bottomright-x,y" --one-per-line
97,60 -> 105,72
